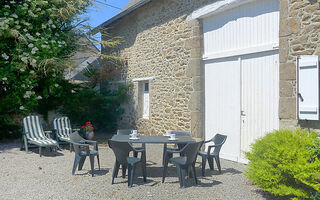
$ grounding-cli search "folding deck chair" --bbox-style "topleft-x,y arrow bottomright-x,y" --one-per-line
21,115 -> 59,157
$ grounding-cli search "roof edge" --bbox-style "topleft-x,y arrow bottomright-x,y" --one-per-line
91,0 -> 151,35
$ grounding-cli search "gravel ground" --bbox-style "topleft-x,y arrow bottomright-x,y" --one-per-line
0,142 -> 275,200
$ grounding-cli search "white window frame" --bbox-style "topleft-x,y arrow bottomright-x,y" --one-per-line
133,77 -> 154,120
142,82 -> 150,119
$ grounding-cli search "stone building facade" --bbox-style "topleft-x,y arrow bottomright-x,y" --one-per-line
279,0 -> 320,132
101,0 -> 210,137
99,0 -> 320,138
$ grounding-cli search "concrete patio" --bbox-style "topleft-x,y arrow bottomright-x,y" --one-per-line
0,141 -> 279,200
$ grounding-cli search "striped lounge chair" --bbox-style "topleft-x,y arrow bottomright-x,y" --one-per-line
21,115 -> 59,157
53,116 -> 79,150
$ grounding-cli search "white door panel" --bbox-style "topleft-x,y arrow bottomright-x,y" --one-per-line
240,51 -> 279,163
205,57 -> 241,162
203,0 -> 279,163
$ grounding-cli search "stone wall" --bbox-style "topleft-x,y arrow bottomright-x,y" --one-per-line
279,0 -> 320,132
102,0 -> 213,137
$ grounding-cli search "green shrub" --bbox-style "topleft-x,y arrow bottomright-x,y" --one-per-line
245,129 -> 320,199
59,83 -> 130,132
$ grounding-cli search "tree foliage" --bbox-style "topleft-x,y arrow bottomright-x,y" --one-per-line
0,0 -> 126,139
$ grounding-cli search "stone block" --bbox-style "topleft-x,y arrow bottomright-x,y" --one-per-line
280,62 -> 296,80
279,119 -> 299,130
187,19 -> 200,28
192,76 -> 202,91
305,4 -> 319,13
280,80 -> 294,97
190,48 -> 202,59
290,35 -> 308,46
279,37 -> 289,63
288,17 -> 300,34
289,1 -> 306,13
292,44 -> 305,52
191,111 -> 204,138
188,91 -> 202,111
186,58 -> 201,77
280,18 -> 290,37
279,0 -> 289,19
279,97 -> 296,119
184,37 -> 201,49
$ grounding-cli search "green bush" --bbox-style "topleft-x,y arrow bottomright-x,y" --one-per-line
245,129 -> 320,200
59,83 -> 130,132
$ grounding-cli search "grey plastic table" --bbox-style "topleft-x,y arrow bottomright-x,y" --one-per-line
110,135 -> 195,144
110,135 -> 195,166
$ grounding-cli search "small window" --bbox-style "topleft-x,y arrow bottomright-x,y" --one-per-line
142,82 -> 150,119
144,82 -> 149,92
132,77 -> 154,120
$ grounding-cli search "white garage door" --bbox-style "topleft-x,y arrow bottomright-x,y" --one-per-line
204,0 -> 279,163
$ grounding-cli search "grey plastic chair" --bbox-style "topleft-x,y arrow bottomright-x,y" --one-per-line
198,134 -> 227,176
117,129 -> 145,157
162,130 -> 190,165
21,115 -> 59,157
108,140 -> 147,187
117,129 -> 132,135
70,132 -> 100,176
162,141 -> 203,188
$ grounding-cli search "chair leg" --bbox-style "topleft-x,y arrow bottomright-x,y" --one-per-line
69,143 -> 72,152
20,138 -> 24,151
127,165 -> 131,187
78,157 -> 86,170
176,165 -> 184,188
112,161 -> 120,184
181,168 -> 186,188
39,147 -> 42,157
215,156 -> 222,173
122,164 -> 127,178
72,155 -> 80,175
21,136 -> 28,152
89,155 -> 95,177
208,157 -> 214,170
25,140 -> 29,153
128,164 -> 136,187
188,165 -> 193,178
201,155 -> 206,176
97,155 -> 101,170
192,163 -> 198,185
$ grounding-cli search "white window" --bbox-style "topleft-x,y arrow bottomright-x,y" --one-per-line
142,82 -> 149,119
132,77 -> 154,120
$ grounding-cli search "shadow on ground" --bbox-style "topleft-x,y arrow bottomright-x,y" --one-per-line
74,168 -> 110,177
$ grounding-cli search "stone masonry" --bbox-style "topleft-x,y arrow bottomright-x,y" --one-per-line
102,0 -> 320,136
279,0 -> 320,132
101,0 -> 214,138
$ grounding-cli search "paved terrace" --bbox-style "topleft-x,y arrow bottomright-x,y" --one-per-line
0,140 -> 281,200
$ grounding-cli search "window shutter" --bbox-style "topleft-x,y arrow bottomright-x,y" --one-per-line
297,55 -> 319,120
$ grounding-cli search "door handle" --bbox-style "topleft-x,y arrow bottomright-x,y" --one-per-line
298,93 -> 304,102
241,111 -> 246,116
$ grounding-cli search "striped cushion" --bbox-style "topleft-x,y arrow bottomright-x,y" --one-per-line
58,136 -> 70,142
23,116 -> 58,147
53,117 -> 73,139
28,138 -> 58,146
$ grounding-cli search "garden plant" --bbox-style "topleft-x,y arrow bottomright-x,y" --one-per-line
245,129 -> 320,200
0,0 -> 126,139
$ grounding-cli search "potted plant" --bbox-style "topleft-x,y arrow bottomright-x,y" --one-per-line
82,121 -> 94,140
